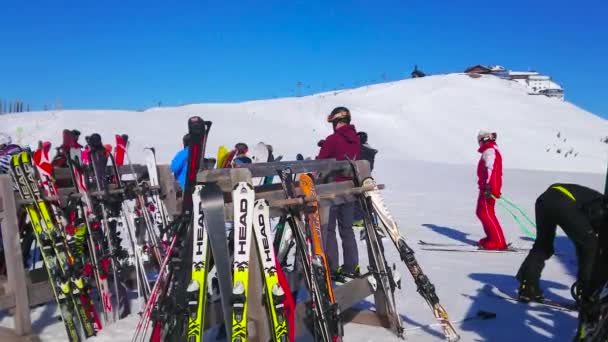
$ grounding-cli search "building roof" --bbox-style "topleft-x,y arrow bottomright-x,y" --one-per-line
464,64 -> 492,73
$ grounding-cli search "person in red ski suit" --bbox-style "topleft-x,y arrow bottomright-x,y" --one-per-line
476,131 -> 508,250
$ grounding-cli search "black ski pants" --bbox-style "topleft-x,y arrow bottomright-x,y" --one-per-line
517,188 -> 601,299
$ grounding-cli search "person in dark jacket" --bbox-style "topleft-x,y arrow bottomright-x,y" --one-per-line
317,106 -> 361,277
357,132 -> 378,171
516,184 -> 607,339
353,131 -> 378,229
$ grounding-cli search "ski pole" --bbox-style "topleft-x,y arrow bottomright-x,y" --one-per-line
492,196 -> 536,239
497,195 -> 537,229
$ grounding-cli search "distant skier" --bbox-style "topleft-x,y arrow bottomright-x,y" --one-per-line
516,184 -> 607,339
317,106 -> 361,278
170,134 -> 191,190
476,131 -> 508,250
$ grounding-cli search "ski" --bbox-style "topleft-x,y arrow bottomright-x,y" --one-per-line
186,185 -> 210,342
347,168 -> 404,339
298,173 -> 343,339
10,154 -> 82,342
65,144 -> 115,325
418,240 -> 476,247
32,145 -> 103,332
231,181 -> 255,342
361,176 -> 460,341
277,168 -> 333,342
135,116 -> 211,342
420,247 -> 529,253
158,116 -> 211,341
21,151 -> 99,336
252,199 -> 290,341
484,286 -> 577,311
143,147 -> 170,232
200,182 -> 233,340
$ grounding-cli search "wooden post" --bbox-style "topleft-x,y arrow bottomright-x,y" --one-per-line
158,165 -> 179,217
0,175 -> 32,335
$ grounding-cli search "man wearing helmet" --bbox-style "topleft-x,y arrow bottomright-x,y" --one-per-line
476,130 -> 508,250
317,106 -> 361,278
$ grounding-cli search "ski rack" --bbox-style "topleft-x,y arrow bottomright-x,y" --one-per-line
0,163 -> 171,341
0,174 -> 38,340
197,159 -> 397,341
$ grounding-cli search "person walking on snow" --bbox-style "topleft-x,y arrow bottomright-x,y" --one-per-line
476,131 -> 508,250
317,106 -> 361,278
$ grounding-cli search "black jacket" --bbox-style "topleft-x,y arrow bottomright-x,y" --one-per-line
359,143 -> 378,171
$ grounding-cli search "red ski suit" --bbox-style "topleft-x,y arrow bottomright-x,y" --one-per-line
476,141 -> 507,249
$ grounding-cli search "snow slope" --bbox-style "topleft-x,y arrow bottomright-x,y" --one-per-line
1,73 -> 606,173
1,160 -> 604,341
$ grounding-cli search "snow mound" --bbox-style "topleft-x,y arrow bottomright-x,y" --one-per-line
1,74 -> 606,173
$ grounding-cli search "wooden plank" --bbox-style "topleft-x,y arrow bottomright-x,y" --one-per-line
0,326 -> 40,342
198,159 -> 356,185
158,164 -> 179,217
0,280 -> 56,311
341,309 -> 390,328
0,175 -> 32,335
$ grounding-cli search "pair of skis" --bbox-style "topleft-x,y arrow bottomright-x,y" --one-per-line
132,116 -> 213,341
184,182 -> 291,342
277,169 -> 342,342
10,152 -> 98,341
359,175 -> 461,341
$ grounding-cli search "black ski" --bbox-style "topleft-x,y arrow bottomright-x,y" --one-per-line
201,182 -> 233,340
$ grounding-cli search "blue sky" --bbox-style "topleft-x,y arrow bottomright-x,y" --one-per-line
1,0 -> 606,117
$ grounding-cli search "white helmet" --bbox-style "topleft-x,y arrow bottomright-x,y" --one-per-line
477,130 -> 497,144
0,132 -> 11,146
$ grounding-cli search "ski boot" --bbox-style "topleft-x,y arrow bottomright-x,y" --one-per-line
518,280 -> 543,303
333,265 -> 361,282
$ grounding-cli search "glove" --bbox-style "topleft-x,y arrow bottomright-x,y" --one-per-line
317,139 -> 325,148
483,184 -> 492,199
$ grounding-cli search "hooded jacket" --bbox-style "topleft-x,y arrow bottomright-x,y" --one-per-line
317,124 -> 360,181
477,141 -> 502,197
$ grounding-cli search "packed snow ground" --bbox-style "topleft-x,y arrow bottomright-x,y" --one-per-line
0,159 -> 604,341
1,73 -> 607,173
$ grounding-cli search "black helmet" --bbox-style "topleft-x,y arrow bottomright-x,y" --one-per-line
357,131 -> 368,144
327,106 -> 351,124
235,142 -> 248,153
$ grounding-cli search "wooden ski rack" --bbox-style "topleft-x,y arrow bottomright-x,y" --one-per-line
0,159 -> 398,341
196,159 -> 397,341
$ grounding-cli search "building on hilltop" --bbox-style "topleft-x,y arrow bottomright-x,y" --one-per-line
464,64 -> 509,78
464,64 -> 564,101
411,65 -> 426,78
509,71 -> 564,100
465,64 -> 492,74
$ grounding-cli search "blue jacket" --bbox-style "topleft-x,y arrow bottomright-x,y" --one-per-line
170,147 -> 188,189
